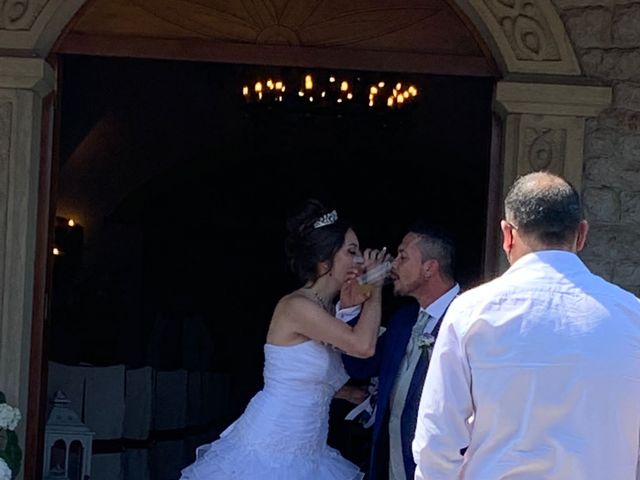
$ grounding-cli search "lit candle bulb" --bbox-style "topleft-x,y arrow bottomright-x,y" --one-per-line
305,75 -> 313,90
255,82 -> 263,93
340,81 -> 348,92
68,219 -> 75,227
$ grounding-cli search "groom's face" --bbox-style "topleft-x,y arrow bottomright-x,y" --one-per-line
391,233 -> 426,298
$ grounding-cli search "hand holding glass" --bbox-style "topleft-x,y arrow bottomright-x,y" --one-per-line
354,248 -> 393,295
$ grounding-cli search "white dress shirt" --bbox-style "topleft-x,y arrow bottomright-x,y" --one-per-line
413,250 -> 640,480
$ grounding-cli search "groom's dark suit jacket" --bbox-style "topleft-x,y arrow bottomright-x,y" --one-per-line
343,301 -> 448,480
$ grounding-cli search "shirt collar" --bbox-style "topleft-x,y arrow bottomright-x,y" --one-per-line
420,283 -> 460,320
504,250 -> 589,277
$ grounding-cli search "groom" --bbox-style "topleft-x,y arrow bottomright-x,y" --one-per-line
341,222 -> 459,480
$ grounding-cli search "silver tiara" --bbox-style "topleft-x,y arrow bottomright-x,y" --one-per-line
313,210 -> 338,229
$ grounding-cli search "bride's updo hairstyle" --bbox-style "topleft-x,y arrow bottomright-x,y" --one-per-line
285,199 -> 350,285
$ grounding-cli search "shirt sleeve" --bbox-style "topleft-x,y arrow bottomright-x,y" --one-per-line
335,302 -> 362,323
412,304 -> 474,479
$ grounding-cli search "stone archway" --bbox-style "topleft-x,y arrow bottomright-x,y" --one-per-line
1,0 -> 581,73
0,0 -> 581,72
0,1 -> 612,477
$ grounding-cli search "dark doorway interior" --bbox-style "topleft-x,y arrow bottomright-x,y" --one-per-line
48,55 -> 494,478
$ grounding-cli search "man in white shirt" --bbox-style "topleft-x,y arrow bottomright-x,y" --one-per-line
343,223 -> 459,480
413,171 -> 640,479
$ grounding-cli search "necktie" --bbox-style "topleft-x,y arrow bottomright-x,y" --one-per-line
402,310 -> 431,372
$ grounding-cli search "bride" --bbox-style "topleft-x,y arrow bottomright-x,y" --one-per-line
180,199 -> 384,479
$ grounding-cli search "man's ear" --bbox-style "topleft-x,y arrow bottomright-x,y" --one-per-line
500,220 -> 514,257
422,258 -> 438,279
575,220 -> 589,252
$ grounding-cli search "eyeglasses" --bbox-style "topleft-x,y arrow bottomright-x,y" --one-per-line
503,220 -> 519,231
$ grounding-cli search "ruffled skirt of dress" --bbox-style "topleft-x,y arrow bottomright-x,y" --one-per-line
179,434 -> 364,480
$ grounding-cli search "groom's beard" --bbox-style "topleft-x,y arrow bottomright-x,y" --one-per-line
393,274 -> 423,298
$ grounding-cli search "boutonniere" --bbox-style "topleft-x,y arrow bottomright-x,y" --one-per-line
416,333 -> 436,357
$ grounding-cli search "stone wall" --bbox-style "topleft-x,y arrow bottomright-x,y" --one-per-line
553,0 -> 640,295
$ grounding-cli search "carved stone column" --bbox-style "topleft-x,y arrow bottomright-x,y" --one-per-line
490,80 -> 612,274
0,56 -> 54,462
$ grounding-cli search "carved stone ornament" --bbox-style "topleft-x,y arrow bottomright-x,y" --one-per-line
524,126 -> 566,172
484,0 -> 560,61
0,0 -> 48,30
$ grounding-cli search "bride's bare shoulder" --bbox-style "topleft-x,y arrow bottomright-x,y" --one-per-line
268,291 -> 316,343
274,290 -> 313,315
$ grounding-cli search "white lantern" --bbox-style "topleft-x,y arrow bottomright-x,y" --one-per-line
43,391 -> 94,480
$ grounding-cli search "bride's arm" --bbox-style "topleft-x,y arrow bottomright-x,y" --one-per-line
274,287 -> 382,358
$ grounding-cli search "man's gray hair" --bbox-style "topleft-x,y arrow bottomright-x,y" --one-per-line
504,171 -> 583,246
408,222 -> 456,281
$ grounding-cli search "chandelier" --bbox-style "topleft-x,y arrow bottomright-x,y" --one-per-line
241,71 -> 420,109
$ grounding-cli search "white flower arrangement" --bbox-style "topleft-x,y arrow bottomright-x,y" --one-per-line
0,458 -> 10,480
0,392 -> 22,479
0,405 -> 20,432
417,333 -> 436,356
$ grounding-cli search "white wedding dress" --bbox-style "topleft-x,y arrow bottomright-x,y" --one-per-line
180,340 -> 364,479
